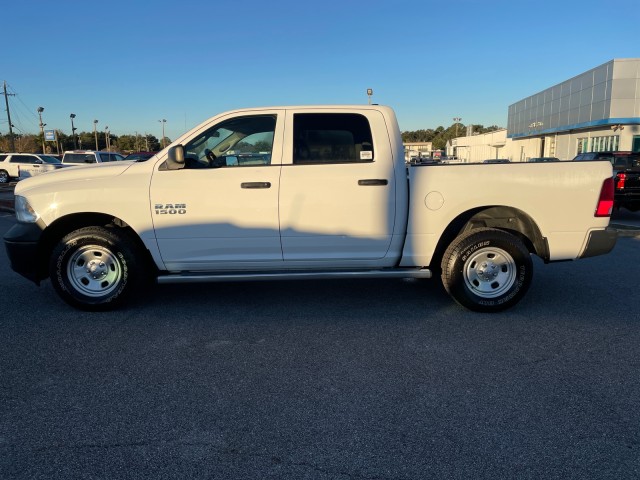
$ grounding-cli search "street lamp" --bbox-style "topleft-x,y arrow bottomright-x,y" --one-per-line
453,117 -> 462,137
93,120 -> 99,150
70,113 -> 77,149
158,119 -> 167,148
367,88 -> 373,105
105,126 -> 110,152
37,107 -> 46,153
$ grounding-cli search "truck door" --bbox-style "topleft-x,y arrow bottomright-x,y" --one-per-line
278,110 -> 396,263
149,112 -> 284,271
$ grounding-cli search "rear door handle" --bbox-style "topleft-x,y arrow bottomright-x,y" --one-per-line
241,182 -> 271,189
358,179 -> 388,186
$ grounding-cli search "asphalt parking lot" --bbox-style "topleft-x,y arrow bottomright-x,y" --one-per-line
1,191 -> 640,479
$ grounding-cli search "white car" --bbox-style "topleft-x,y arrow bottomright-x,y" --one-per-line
61,150 -> 125,165
0,153 -> 66,183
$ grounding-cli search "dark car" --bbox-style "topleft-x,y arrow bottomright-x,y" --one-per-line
482,159 -> 510,164
574,151 -> 640,211
572,151 -> 640,168
528,157 -> 560,162
122,152 -> 157,162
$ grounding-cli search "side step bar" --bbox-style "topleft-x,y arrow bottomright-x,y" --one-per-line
157,268 -> 432,284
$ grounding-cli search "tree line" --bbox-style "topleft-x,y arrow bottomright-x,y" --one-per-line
402,122 -> 502,150
0,131 -> 171,154
2,122 -> 502,154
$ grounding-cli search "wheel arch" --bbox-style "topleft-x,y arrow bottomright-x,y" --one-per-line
430,206 -> 548,269
36,212 -> 157,281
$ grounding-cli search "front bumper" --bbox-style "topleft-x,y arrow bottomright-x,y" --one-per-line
579,228 -> 618,259
3,221 -> 46,284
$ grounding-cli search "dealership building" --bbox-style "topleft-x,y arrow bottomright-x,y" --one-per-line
447,58 -> 640,162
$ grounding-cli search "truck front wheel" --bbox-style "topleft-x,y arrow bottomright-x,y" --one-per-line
49,226 -> 142,311
441,228 -> 533,312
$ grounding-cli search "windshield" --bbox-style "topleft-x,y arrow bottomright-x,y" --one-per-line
39,155 -> 62,164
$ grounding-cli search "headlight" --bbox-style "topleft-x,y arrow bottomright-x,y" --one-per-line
15,196 -> 40,223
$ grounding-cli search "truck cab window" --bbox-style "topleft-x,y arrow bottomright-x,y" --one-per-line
184,115 -> 276,168
293,113 -> 374,164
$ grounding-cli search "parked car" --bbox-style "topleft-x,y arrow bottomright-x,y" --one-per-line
573,151 -> 640,211
62,150 -> 125,165
0,153 -> 67,183
572,151 -> 640,167
482,159 -> 511,164
122,152 -> 157,162
528,157 -> 560,162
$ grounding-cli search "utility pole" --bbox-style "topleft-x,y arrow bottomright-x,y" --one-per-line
158,119 -> 166,149
38,107 -> 46,153
3,81 -> 16,151
453,117 -> 462,137
69,114 -> 78,149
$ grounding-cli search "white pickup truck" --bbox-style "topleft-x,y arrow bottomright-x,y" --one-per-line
3,105 -> 617,312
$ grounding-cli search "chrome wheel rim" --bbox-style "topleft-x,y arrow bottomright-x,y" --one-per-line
463,247 -> 517,298
67,245 -> 122,297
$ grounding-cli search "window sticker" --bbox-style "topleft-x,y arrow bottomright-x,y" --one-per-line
360,151 -> 373,160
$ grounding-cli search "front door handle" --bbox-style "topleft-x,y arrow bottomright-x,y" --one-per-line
241,182 -> 271,189
358,179 -> 388,186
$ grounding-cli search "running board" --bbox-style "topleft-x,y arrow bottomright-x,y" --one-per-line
157,268 -> 432,284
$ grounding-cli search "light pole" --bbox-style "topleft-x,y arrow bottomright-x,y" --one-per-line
93,120 -> 99,150
37,107 -> 46,153
70,113 -> 77,149
367,88 -> 373,105
105,126 -> 110,152
158,119 -> 167,148
453,117 -> 462,137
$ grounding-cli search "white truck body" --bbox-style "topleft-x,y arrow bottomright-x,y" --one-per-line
4,105 -> 617,312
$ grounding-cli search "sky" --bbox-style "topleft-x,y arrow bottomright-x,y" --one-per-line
2,0 -> 639,142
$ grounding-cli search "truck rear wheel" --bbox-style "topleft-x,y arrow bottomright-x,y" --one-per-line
441,228 -> 533,312
49,226 -> 142,311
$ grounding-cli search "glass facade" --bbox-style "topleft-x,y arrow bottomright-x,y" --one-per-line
507,59 -> 640,139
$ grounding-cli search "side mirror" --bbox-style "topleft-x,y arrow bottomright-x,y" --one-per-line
166,145 -> 185,170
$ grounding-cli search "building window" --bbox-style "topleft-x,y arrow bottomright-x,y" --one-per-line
590,135 -> 619,152
577,138 -> 588,154
577,135 -> 619,155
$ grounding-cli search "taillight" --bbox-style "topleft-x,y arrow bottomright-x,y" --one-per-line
616,173 -> 626,190
595,177 -> 614,217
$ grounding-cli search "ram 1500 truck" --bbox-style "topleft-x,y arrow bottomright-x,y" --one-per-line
3,105 -> 617,312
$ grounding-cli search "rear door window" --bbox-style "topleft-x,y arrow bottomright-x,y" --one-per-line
65,153 -> 95,164
293,113 -> 374,164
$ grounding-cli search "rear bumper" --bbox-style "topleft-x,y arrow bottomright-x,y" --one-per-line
3,222 -> 45,284
615,191 -> 640,208
579,228 -> 617,259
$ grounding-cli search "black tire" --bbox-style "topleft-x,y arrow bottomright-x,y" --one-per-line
440,228 -> 533,312
0,170 -> 9,184
49,226 -> 143,311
